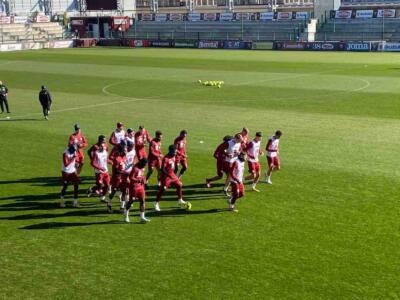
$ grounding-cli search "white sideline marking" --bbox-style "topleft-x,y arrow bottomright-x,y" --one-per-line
0,80 -> 183,120
0,97 -> 151,120
351,78 -> 370,92
102,80 -> 193,100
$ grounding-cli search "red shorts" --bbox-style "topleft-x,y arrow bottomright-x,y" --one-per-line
136,148 -> 147,160
62,171 -> 79,185
161,174 -> 182,189
267,156 -> 280,168
216,159 -> 225,177
121,174 -> 130,191
95,172 -> 110,187
111,174 -> 124,189
129,185 -> 145,200
231,182 -> 244,199
175,156 -> 187,168
248,161 -> 261,173
148,157 -> 161,169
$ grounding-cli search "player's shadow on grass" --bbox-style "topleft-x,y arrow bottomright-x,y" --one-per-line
144,208 -> 224,218
0,188 -> 91,205
0,208 -> 115,221
146,190 -> 225,202
0,176 -> 92,186
0,192 -> 63,202
145,182 -> 226,202
20,220 -> 122,230
0,118 -> 43,122
0,198 -> 103,212
0,201 -> 60,212
19,208 -> 226,230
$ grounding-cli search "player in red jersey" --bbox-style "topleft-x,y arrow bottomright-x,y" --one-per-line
245,132 -> 263,192
107,144 -> 127,213
174,130 -> 188,178
68,123 -> 88,174
228,152 -> 247,213
60,145 -> 80,208
239,127 -> 249,153
124,158 -> 150,223
146,130 -> 163,186
205,135 -> 232,188
134,125 -> 152,160
265,130 -> 282,184
109,139 -> 127,161
89,142 -> 111,202
154,145 -> 190,212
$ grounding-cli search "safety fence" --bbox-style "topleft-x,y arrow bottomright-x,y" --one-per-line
92,38 -> 400,51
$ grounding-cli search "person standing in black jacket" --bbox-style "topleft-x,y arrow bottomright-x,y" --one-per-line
0,81 -> 10,114
39,85 -> 52,120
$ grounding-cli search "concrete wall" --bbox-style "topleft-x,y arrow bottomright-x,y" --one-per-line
313,0 -> 340,21
121,0 -> 136,15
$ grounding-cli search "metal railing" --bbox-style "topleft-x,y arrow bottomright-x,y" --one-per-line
316,32 -> 399,42
318,16 -> 400,42
128,18 -> 308,40
122,30 -> 299,41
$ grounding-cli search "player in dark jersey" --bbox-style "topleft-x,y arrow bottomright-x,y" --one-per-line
205,135 -> 232,188
0,81 -> 9,114
154,145 -> 191,212
125,158 -> 150,223
38,85 -> 52,120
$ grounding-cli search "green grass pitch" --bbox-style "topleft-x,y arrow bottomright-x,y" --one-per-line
0,48 -> 399,299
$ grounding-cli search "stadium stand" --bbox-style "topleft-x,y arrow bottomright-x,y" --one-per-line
316,8 -> 400,41
340,0 -> 400,6
0,22 -> 65,43
130,19 -> 307,41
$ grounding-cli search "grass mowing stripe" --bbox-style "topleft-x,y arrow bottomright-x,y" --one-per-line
1,48 -> 400,299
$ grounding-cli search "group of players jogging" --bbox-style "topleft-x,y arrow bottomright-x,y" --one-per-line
60,122 -> 282,223
205,127 -> 282,212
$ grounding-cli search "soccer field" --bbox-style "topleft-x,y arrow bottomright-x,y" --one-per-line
0,48 -> 399,299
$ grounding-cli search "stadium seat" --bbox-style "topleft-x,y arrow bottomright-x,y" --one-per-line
316,18 -> 400,41
129,20 -> 307,41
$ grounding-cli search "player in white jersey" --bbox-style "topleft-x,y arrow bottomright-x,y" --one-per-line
109,122 -> 126,172
125,128 -> 135,145
245,132 -> 263,192
120,141 -> 136,211
223,133 -> 243,196
90,142 -> 111,202
60,145 -> 80,208
109,122 -> 126,149
228,153 -> 247,212
265,130 -> 282,184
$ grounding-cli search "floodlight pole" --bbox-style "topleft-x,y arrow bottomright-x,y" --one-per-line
228,0 -> 234,12
382,11 -> 385,41
241,15 -> 243,40
186,0 -> 194,12
152,0 -> 159,13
